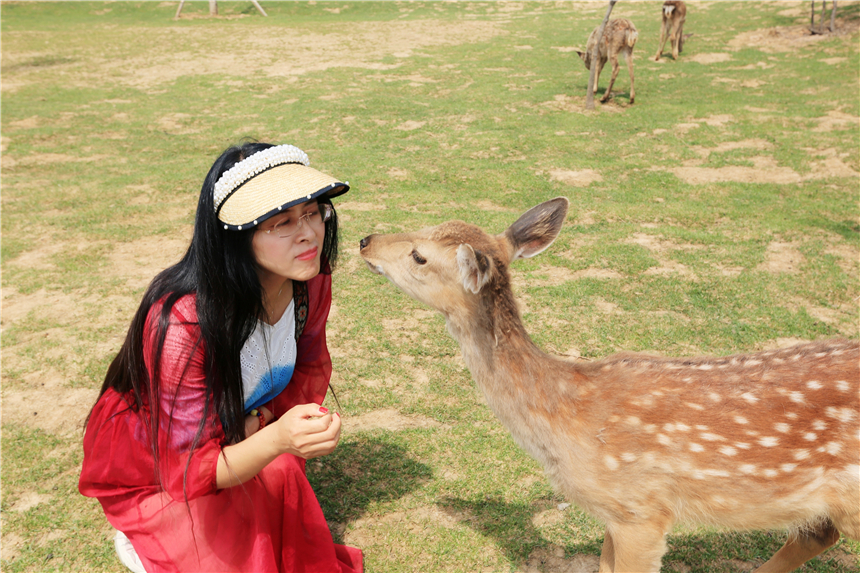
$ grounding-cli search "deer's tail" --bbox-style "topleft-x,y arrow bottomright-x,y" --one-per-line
627,29 -> 639,49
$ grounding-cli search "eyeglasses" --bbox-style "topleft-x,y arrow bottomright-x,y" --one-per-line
262,203 -> 333,239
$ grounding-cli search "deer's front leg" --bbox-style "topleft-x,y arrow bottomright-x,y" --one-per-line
598,528 -> 615,572
655,22 -> 668,60
606,520 -> 669,573
754,521 -> 840,573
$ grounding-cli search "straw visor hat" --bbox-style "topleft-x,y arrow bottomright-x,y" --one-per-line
214,144 -> 349,230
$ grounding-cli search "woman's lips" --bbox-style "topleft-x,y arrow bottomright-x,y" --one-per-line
296,247 -> 318,261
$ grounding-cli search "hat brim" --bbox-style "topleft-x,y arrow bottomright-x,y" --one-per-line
217,163 -> 349,230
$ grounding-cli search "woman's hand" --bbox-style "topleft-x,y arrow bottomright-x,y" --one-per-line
217,404 -> 340,489
272,404 -> 341,460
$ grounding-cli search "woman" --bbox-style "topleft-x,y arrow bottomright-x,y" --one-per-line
79,142 -> 362,573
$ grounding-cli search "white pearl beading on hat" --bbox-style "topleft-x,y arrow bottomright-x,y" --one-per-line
213,145 -> 310,211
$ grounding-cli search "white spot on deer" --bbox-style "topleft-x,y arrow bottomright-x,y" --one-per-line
690,443 -> 705,452
793,449 -> 810,461
686,402 -> 705,411
821,442 -> 843,456
626,416 -> 641,426
644,424 -> 657,433
734,416 -> 749,425
745,360 -> 762,367
695,425 -> 709,431
604,455 -> 620,470
804,432 -> 818,441
806,380 -> 823,390
774,423 -> 791,434
759,436 -> 779,447
740,392 -> 758,404
812,420 -> 827,431
664,423 -> 676,432
781,463 -> 797,473
745,430 -> 760,437
719,446 -> 737,456
826,407 -> 857,423
704,469 -> 731,478
701,433 -> 726,442
657,434 -> 672,446
739,464 -> 757,475
621,453 -> 637,462
786,412 -> 799,420
792,354 -> 802,361
708,392 -> 722,402
789,392 -> 805,404
608,415 -> 622,423
836,380 -> 849,392
735,442 -> 751,450
697,364 -> 714,371
763,469 -> 779,478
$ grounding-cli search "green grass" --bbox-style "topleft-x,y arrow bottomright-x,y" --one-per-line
2,1 -> 858,572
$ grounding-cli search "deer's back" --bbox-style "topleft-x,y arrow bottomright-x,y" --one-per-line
542,339 -> 859,529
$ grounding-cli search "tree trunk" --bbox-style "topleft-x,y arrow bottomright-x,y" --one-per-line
585,0 -> 617,110
209,0 -> 218,16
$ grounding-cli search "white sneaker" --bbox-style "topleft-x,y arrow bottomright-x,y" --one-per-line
113,530 -> 147,573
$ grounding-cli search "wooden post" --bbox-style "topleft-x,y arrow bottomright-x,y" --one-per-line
209,0 -> 218,16
829,0 -> 837,31
585,0 -> 617,110
250,0 -> 268,16
820,0 -> 827,33
810,0 -> 816,31
174,0 -> 185,19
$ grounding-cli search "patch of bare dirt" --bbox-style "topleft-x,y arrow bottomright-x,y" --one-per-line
4,21 -> 507,92
757,242 -> 805,273
728,17 -> 860,53
548,169 -> 603,187
108,235 -> 189,289
519,545 -> 599,573
671,156 -> 802,185
688,53 -> 732,64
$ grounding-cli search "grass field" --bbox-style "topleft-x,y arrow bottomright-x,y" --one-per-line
1,1 -> 858,571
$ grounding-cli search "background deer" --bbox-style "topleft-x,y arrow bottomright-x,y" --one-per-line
655,1 -> 687,61
359,198 -> 860,572
577,18 -> 638,104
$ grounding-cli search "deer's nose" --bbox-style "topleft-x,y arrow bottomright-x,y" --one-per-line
359,236 -> 370,250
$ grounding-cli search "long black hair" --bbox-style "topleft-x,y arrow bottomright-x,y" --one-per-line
92,141 -> 340,489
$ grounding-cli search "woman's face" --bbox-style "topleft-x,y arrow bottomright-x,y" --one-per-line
252,200 -> 326,286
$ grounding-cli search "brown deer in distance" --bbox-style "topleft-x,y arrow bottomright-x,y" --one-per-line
655,1 -> 687,61
577,18 -> 638,104
359,198 -> 860,572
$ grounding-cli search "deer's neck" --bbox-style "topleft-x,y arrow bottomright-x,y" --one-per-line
444,284 -> 575,412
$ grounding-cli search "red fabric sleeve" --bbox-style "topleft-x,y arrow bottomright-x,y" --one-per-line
144,295 -> 222,502
272,272 -> 333,417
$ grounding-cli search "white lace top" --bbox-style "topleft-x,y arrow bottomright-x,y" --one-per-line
240,300 -> 297,413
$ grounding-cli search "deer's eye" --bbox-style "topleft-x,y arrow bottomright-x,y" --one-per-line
411,250 -> 427,265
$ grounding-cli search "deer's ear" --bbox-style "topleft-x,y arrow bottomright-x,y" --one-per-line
503,197 -> 569,260
457,244 -> 493,294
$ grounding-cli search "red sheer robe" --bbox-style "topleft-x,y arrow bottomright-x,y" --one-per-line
79,273 -> 362,573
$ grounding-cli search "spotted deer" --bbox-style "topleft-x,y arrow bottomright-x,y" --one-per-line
655,1 -> 687,61
576,18 -> 638,104
359,197 -> 860,572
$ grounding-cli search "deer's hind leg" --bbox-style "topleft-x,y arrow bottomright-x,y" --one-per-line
627,51 -> 635,104
754,520 -> 841,572
600,56 -> 621,103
